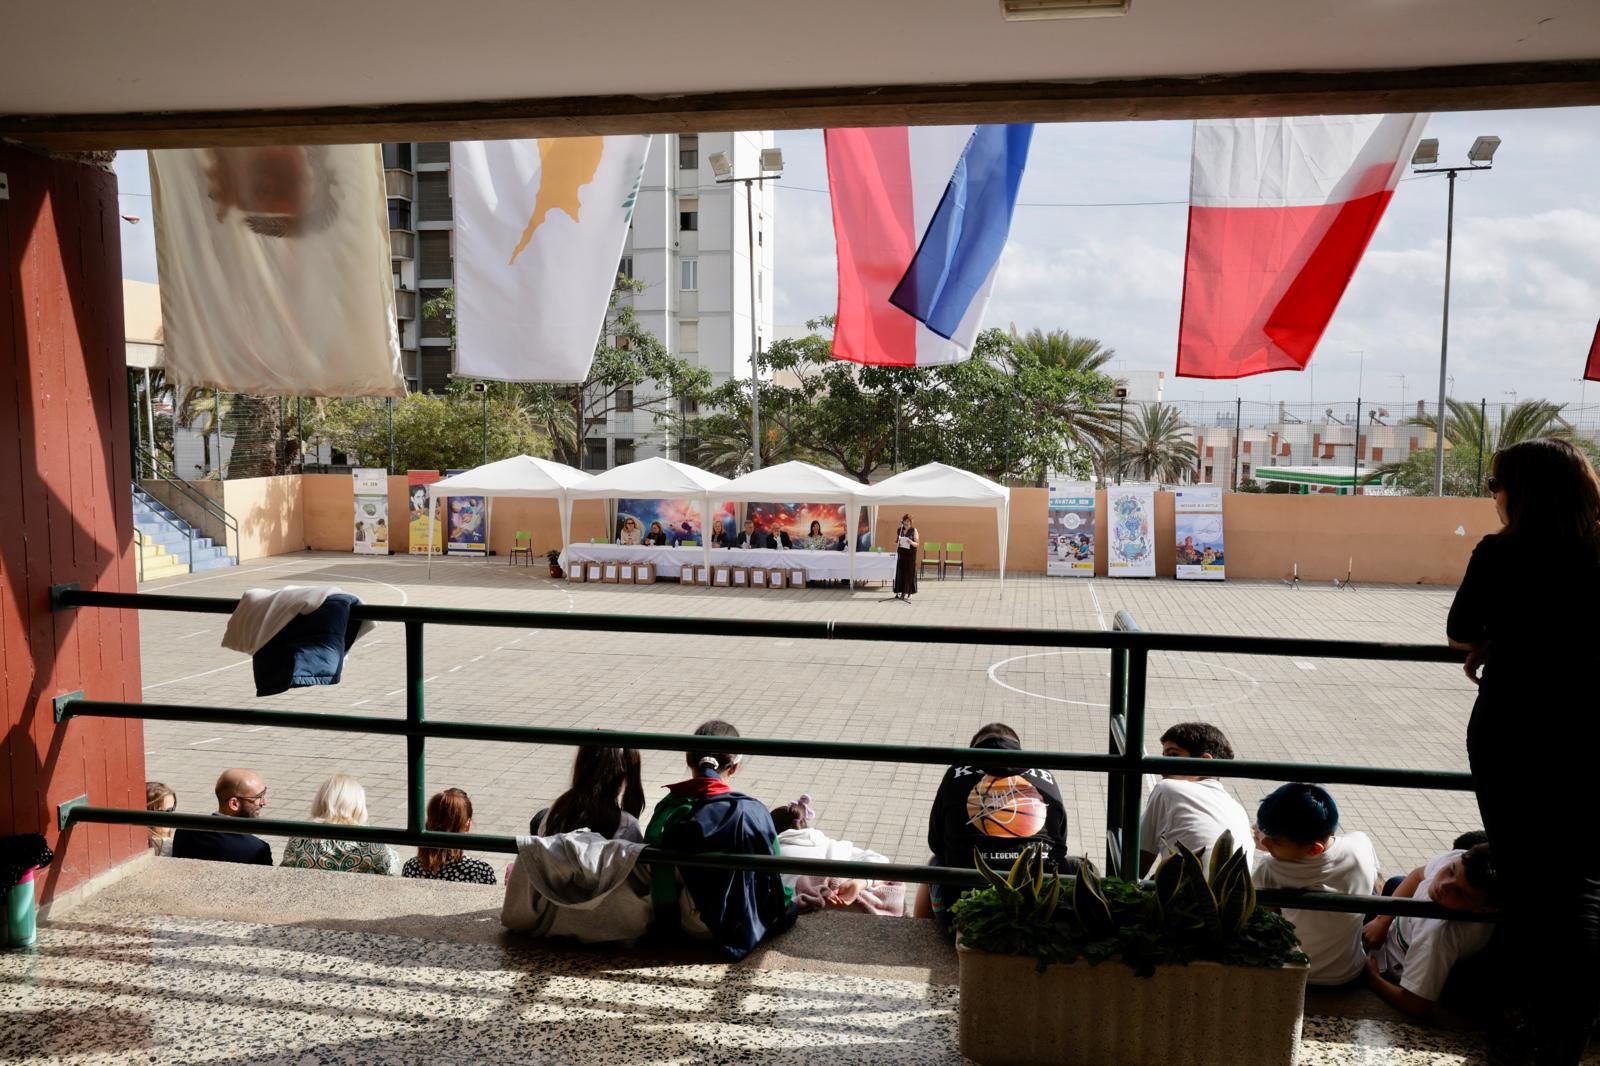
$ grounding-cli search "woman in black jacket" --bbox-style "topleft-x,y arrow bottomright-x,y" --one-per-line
1448,438 -> 1600,1064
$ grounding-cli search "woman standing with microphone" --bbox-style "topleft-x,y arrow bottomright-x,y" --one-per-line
893,513 -> 919,601
1448,438 -> 1600,1064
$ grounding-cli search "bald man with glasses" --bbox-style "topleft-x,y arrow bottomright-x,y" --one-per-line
172,768 -> 273,865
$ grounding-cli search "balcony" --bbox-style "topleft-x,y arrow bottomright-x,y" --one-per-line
389,229 -> 415,260
384,168 -> 415,200
394,289 -> 418,320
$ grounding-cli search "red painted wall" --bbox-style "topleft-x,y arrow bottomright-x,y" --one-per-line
0,145 -> 145,903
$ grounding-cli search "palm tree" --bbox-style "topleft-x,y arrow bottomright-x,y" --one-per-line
1116,403 -> 1198,485
1009,327 -> 1116,374
688,412 -> 807,477
1367,398 -> 1596,496
177,386 -> 231,478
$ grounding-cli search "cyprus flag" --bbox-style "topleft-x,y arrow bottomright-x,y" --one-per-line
452,136 -> 652,382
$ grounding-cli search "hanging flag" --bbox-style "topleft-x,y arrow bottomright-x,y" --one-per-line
1175,114 -> 1429,379
827,124 -> 1032,366
150,145 -> 404,396
452,136 -> 652,383
1586,318 -> 1600,382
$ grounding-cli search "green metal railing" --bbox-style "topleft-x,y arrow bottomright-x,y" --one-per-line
49,583 -> 1484,921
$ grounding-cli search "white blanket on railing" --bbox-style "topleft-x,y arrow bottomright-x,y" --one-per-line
221,586 -> 372,655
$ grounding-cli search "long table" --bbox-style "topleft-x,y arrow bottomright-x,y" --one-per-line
559,543 -> 896,582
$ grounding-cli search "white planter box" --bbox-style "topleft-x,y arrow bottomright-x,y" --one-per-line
957,946 -> 1307,1066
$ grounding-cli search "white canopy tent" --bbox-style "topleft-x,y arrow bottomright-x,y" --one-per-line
719,460 -> 869,576
857,462 -> 1012,591
565,457 -> 732,573
424,455 -> 592,576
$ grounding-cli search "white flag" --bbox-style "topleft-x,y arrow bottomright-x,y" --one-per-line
452,136 -> 652,382
150,145 -> 403,397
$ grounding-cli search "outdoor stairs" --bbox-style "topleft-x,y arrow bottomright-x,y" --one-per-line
131,485 -> 236,580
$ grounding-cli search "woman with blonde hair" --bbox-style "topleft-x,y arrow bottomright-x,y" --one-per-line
402,788 -> 497,884
146,781 -> 177,856
280,773 -> 398,875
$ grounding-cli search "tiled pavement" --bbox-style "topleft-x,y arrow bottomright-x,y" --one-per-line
135,552 -> 1480,877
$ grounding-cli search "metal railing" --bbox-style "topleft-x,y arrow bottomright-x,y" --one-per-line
130,491 -> 195,578
135,446 -> 240,558
49,584 -> 1485,922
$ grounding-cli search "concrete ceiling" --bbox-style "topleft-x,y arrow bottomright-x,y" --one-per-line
6,0 -> 1599,114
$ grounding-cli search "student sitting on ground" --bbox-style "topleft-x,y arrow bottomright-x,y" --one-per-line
529,745 -> 647,841
1140,722 -> 1254,875
146,781 -> 177,857
771,795 -> 905,916
1251,782 -> 1380,986
172,768 -> 273,866
1363,844 -> 1500,1020
281,773 -> 399,875
914,722 -> 1070,928
401,788 -> 497,884
644,720 -> 795,959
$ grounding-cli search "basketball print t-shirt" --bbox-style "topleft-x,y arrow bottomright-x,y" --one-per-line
927,736 -> 1068,921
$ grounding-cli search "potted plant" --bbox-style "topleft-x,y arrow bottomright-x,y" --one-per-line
951,833 -> 1308,1066
546,549 -> 563,578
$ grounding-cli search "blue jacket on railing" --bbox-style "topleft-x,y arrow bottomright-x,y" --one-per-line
251,593 -> 367,697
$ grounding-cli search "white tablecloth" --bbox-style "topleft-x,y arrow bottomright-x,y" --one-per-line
559,544 -> 895,582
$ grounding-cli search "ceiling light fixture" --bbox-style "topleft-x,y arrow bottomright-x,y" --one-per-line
999,0 -> 1130,21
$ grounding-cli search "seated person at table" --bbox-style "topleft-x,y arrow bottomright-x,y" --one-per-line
914,722 -> 1070,929
775,528 -> 794,550
1363,844 -> 1500,1020
617,516 -> 642,545
642,521 -> 671,547
803,521 -> 827,551
1139,721 -> 1254,875
727,519 -> 770,550
1251,782 -> 1380,986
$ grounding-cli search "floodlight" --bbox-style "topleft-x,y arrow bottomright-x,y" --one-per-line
760,148 -> 784,172
1467,136 -> 1501,164
1411,139 -> 1439,166
708,152 -> 732,178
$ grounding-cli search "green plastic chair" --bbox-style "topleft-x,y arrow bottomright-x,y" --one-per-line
509,530 -> 533,566
943,542 -> 965,581
592,537 -> 611,544
920,542 -> 942,579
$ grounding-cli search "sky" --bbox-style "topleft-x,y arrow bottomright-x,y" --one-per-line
116,106 -> 1600,417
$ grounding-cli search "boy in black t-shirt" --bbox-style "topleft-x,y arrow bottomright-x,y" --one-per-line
914,722 -> 1070,927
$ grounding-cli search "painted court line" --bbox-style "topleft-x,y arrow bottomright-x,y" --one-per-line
189,737 -> 222,746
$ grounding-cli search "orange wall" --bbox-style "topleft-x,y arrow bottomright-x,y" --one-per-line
221,476 -> 304,562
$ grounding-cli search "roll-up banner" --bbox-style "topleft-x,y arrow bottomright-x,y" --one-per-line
1174,485 -> 1226,581
1106,484 -> 1156,578
1046,479 -> 1096,578
352,468 -> 389,555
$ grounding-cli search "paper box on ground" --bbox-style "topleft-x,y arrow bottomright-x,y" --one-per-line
750,568 -> 768,588
789,567 -> 809,586
568,561 -> 586,582
713,565 -> 732,587
585,563 -> 603,582
695,566 -> 712,585
618,564 -> 636,584
768,568 -> 788,590
678,565 -> 696,585
731,567 -> 750,588
602,563 -> 620,584
635,562 -> 656,585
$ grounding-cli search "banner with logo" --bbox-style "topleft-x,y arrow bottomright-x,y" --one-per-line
1045,479 -> 1096,577
1106,484 -> 1156,578
1174,485 -> 1226,580
352,468 -> 389,555
443,470 -> 488,556
406,471 -> 443,555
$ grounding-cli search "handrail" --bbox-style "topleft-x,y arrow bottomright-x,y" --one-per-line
129,484 -> 195,572
49,583 -> 1488,925
135,445 -> 240,558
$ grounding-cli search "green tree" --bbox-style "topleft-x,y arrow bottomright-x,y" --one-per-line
1009,326 -> 1116,374
314,390 -> 549,473
1366,398 -> 1598,496
177,385 -> 231,478
1115,403 -> 1198,485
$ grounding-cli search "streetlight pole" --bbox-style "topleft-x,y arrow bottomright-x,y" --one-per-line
710,148 -> 783,471
1413,134 -> 1500,496
1114,387 -> 1127,486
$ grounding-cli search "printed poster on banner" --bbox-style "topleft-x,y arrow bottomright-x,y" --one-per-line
443,470 -> 488,556
1174,486 -> 1226,581
1106,484 -> 1156,578
616,498 -> 705,546
1045,478 -> 1096,577
352,468 -> 389,555
406,471 -> 442,555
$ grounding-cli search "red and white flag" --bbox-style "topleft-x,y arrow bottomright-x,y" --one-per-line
1176,114 -> 1429,379
1585,318 -> 1600,382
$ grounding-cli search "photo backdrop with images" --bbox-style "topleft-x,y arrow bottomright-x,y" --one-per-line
615,498 -> 708,546
444,469 -> 487,556
744,502 -> 849,550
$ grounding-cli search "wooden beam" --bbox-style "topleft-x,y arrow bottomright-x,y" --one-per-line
4,60 -> 1600,150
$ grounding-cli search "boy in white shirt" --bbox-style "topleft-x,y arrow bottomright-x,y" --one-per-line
1139,722 -> 1254,876
1362,844 -> 1500,1021
1252,783 -> 1381,986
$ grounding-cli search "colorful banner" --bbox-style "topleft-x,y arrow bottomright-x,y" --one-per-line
616,498 -> 706,547
1046,479 -> 1096,577
443,469 -> 487,556
352,468 -> 389,555
1174,485 -> 1226,581
406,471 -> 442,555
745,502 -> 850,550
1106,484 -> 1156,578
